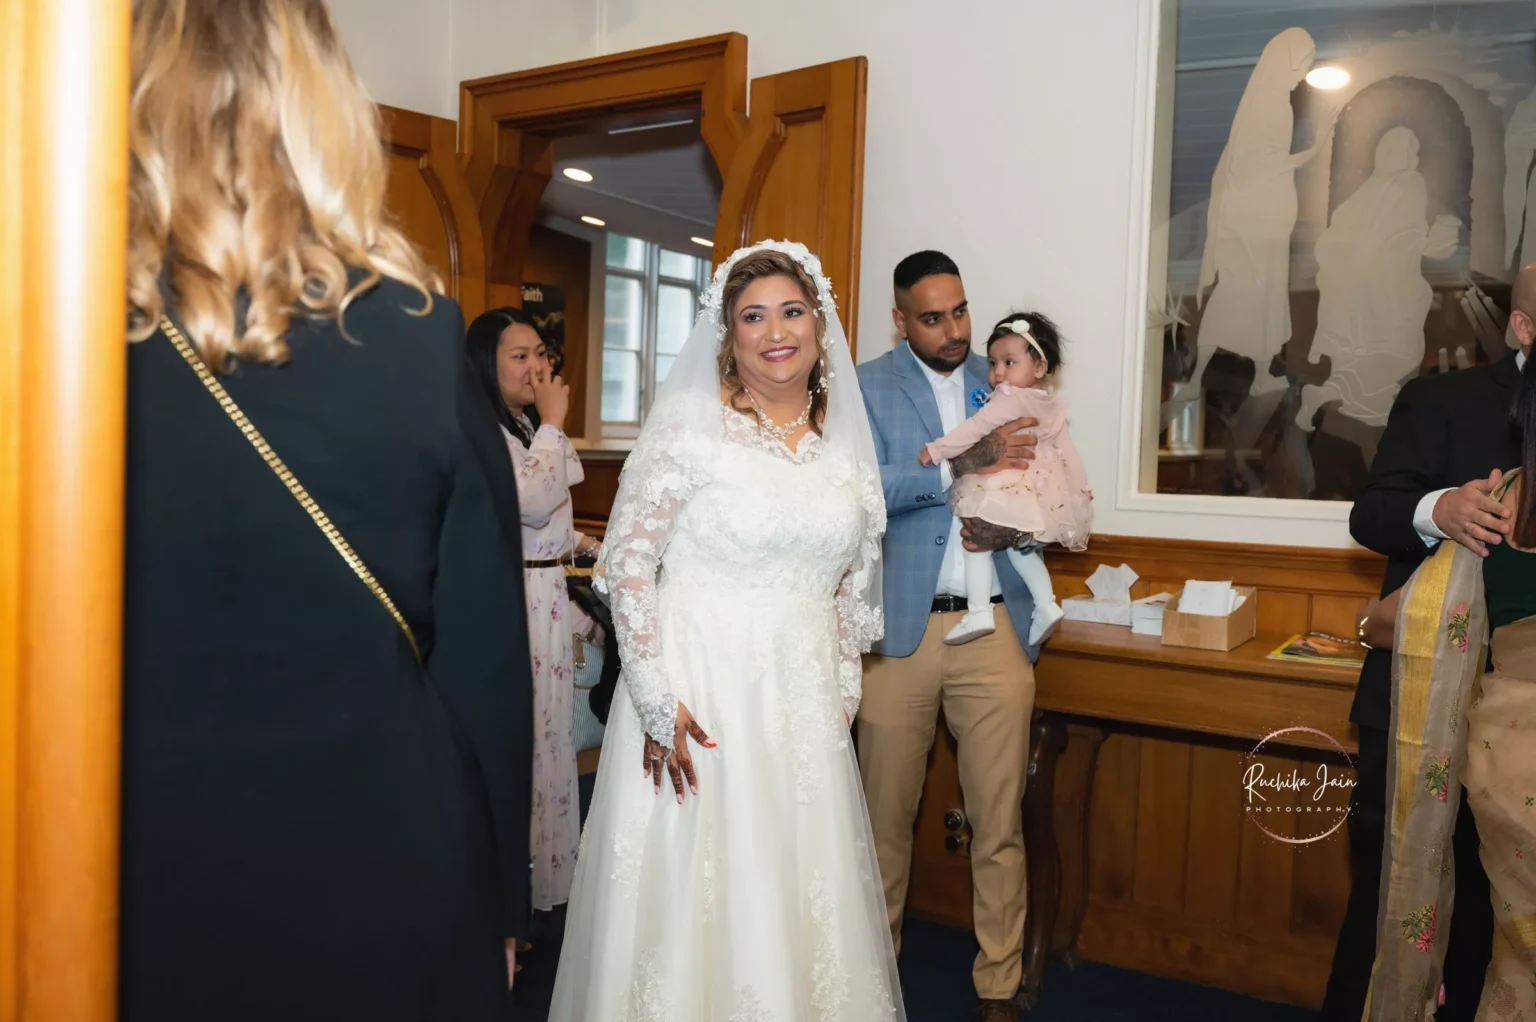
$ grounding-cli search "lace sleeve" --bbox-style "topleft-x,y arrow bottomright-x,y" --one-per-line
592,412 -> 707,750
833,462 -> 887,721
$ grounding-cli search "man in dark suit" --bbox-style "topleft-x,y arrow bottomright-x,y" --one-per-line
1321,271 -> 1534,1021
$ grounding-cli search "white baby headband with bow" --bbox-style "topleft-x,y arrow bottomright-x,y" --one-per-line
1004,318 -> 1047,363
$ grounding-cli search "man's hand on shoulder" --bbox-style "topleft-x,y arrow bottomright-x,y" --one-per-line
1433,468 -> 1512,557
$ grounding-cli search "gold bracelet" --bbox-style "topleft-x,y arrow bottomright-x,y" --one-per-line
1356,614 -> 1374,651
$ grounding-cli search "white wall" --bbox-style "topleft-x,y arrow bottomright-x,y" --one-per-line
339,0 -> 1362,548
330,0 -> 456,118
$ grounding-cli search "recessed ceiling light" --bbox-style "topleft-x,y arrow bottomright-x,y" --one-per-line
563,167 -> 594,183
1305,67 -> 1349,90
581,215 -> 606,227
690,236 -> 713,248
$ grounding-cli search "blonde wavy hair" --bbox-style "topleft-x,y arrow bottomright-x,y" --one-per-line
126,0 -> 440,369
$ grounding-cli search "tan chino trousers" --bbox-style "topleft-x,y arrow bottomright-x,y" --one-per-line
858,607 -> 1035,1001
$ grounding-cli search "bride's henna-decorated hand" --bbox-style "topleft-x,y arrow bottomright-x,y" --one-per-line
643,701 -> 715,804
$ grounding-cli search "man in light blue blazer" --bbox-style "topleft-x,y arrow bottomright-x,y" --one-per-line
856,251 -> 1040,1022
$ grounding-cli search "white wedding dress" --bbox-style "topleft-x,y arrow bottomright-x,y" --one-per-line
548,405 -> 903,1021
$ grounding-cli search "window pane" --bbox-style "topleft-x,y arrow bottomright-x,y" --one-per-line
659,249 -> 699,280
605,233 -> 645,271
656,284 -> 696,360
602,351 -> 640,422
603,275 -> 642,352
655,353 -> 676,386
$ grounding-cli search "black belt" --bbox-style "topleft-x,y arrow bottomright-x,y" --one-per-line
931,593 -> 1004,614
524,558 -> 563,569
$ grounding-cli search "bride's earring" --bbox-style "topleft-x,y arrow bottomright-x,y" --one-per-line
817,356 -> 841,391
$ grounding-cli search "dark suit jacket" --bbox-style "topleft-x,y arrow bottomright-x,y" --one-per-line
1347,352 -> 1523,730
122,279 -> 535,1019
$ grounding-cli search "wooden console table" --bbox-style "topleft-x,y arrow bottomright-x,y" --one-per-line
903,537 -> 1380,1010
1018,621 -> 1358,1008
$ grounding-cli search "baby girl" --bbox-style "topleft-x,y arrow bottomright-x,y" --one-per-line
918,312 -> 1092,645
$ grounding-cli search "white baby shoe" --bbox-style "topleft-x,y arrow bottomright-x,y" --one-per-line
1028,599 -> 1065,646
944,608 -> 996,645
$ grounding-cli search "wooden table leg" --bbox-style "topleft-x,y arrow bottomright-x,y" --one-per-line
1018,709 -> 1069,1009
1050,723 -> 1105,966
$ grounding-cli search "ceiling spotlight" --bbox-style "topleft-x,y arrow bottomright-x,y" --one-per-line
1305,67 -> 1350,90
563,167 -> 594,183
581,215 -> 606,227
690,236 -> 713,247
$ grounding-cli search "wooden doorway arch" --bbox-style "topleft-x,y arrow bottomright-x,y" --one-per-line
458,33 -> 868,354
459,34 -> 748,305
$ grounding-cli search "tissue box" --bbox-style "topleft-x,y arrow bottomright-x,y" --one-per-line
1062,594 -> 1132,626
1160,585 -> 1258,651
1131,592 -> 1173,636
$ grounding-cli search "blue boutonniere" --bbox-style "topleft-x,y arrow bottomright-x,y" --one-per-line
970,388 -> 989,409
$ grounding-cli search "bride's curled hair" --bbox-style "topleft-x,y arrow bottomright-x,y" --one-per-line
717,249 -> 830,434
125,0 -> 440,369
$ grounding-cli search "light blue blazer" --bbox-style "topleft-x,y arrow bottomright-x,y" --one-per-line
857,341 -> 1038,660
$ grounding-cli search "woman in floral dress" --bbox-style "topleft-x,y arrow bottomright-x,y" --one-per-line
467,307 -> 598,913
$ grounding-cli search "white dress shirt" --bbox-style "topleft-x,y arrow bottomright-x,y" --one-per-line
1413,349 -> 1527,546
915,357 -> 1003,599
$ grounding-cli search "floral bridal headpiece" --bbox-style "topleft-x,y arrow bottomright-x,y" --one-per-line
699,240 -> 840,344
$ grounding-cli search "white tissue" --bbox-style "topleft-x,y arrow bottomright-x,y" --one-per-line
1085,563 -> 1138,605
1061,563 -> 1141,626
1179,580 -> 1243,617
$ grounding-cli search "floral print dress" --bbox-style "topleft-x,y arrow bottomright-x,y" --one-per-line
503,419 -> 587,911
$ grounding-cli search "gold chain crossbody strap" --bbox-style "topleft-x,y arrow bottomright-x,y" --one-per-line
159,314 -> 423,666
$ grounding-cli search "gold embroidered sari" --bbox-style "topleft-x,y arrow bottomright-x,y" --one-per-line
1367,474 -> 1536,1021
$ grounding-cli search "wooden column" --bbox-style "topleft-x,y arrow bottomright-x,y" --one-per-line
1,2 -> 129,1021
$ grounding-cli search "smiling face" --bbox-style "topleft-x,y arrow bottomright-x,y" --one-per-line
728,273 -> 821,394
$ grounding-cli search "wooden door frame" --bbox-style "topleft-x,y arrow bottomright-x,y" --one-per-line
3,2 -> 129,1021
378,105 -> 488,318
458,33 -> 749,290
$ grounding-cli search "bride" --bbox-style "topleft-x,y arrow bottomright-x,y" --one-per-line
548,242 -> 903,1020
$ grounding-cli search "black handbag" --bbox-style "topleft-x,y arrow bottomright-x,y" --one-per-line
564,555 -> 620,726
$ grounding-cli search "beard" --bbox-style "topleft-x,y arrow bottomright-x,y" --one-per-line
914,339 -> 971,374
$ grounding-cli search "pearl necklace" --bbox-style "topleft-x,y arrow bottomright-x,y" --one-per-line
743,386 -> 811,442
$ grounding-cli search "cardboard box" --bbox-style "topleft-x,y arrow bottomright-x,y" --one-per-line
1061,594 -> 1132,626
1160,585 -> 1258,652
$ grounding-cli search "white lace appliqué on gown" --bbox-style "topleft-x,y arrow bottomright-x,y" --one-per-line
548,406 -> 901,1021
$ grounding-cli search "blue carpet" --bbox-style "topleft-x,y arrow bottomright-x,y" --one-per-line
512,774 -> 1320,1021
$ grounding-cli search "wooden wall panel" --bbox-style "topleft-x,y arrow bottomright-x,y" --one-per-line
571,453 -> 626,529
1183,743 -> 1243,923
1087,734 -> 1141,906
715,57 -> 866,354
905,535 -> 1380,1009
1131,738 -> 1191,913
379,105 -> 487,320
